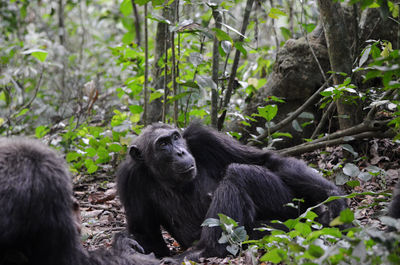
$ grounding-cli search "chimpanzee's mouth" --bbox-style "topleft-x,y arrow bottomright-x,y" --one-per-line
179,165 -> 195,174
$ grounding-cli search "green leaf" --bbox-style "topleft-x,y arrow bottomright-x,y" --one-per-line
66,152 -> 82,163
202,218 -> 220,227
346,180 -> 361,188
84,159 -> 98,174
226,244 -> 239,255
253,105 -> 277,122
22,49 -> 48,62
149,90 -> 164,102
85,147 -> 97,157
120,0 -> 133,16
268,7 -> 286,19
295,222 -> 312,237
234,41 -> 247,57
308,245 -> 324,258
212,28 -> 232,43
109,143 -> 122,152
135,0 -> 152,6
343,163 -> 360,177
35,125 -> 50,138
280,27 -> 291,40
339,208 -> 354,224
122,31 -> 134,45
218,213 -> 238,227
129,105 -> 144,114
168,91 -> 192,103
15,108 -> 29,118
260,248 -> 287,263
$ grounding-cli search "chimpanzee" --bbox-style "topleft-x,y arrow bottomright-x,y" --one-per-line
389,182 -> 400,219
0,137 -> 159,265
117,123 -> 347,261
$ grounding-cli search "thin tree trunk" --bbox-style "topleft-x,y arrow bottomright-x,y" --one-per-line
317,0 -> 359,130
211,9 -> 222,129
218,0 -> 254,130
131,0 -> 141,46
143,3 -> 149,125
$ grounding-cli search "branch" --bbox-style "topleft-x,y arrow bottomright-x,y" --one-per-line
278,129 -> 395,156
252,75 -> 333,143
218,0 -> 254,130
311,100 -> 336,139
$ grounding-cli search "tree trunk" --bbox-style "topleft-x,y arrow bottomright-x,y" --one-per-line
146,2 -> 177,124
317,0 -> 359,130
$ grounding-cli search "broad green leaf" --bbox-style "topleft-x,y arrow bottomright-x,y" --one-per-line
212,28 -> 232,43
84,159 -> 98,174
268,7 -> 286,19
292,119 -> 302,132
109,143 -> 122,152
308,245 -> 324,258
66,152 -> 82,163
260,248 -> 287,263
85,147 -> 97,157
234,41 -> 247,57
253,105 -> 277,122
343,163 -> 360,177
226,244 -> 239,255
295,222 -> 312,237
149,90 -> 164,103
218,213 -> 238,227
129,105 -> 144,114
120,0 -> 133,16
35,126 -> 50,138
339,208 -> 354,223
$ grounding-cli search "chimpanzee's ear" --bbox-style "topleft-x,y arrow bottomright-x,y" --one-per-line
129,145 -> 143,161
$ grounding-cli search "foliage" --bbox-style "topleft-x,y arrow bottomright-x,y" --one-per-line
205,193 -> 400,264
202,213 -> 248,256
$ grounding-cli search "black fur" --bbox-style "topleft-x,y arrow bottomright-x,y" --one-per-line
0,138 -> 159,265
117,123 -> 347,260
389,181 -> 400,219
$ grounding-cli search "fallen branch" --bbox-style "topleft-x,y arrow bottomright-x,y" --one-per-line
278,129 -> 394,156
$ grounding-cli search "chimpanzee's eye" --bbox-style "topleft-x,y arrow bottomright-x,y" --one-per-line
172,133 -> 180,141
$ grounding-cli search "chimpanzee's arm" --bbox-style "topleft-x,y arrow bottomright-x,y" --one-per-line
117,160 -> 169,257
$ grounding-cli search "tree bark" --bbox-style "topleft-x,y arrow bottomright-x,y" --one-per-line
211,9 -> 222,129
317,0 -> 359,130
146,2 -> 177,124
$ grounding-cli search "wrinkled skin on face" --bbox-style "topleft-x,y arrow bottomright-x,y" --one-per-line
129,126 -> 197,186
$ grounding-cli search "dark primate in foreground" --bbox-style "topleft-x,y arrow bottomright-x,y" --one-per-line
117,123 -> 347,261
0,138 -> 159,265
389,182 -> 400,219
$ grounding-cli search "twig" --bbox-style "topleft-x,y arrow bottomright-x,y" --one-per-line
252,75 -> 333,143
311,101 -> 336,139
300,1 -> 327,82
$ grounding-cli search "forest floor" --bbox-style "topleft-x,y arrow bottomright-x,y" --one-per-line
75,138 -> 400,264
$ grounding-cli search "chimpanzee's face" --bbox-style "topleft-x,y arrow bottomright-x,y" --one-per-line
129,125 -> 197,186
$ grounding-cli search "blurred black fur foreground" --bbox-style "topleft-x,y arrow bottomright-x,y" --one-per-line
117,122 -> 348,263
0,138 -> 159,265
